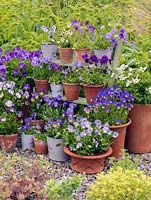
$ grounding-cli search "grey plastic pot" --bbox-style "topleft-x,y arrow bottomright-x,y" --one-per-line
50,83 -> 63,97
41,44 -> 57,61
21,133 -> 34,150
93,48 -> 112,59
47,137 -> 69,161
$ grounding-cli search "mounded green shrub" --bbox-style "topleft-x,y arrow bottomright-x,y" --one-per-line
86,167 -> 151,200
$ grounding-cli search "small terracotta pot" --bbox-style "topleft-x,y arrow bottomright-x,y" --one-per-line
34,79 -> 49,94
63,83 -> 80,101
83,84 -> 104,104
1,134 -> 18,153
110,118 -> 131,160
34,137 -> 48,154
58,48 -> 74,64
125,104 -> 151,153
64,146 -> 112,174
74,49 -> 90,64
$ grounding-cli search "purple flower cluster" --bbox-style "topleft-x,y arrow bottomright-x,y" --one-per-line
50,62 -> 62,71
82,54 -> 110,65
0,64 -> 6,81
84,86 -> 134,125
29,50 -> 42,66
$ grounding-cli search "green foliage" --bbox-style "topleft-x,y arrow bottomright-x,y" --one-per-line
46,175 -> 81,200
34,133 -> 47,141
109,149 -> 139,170
33,62 -> 51,80
86,167 -> 151,200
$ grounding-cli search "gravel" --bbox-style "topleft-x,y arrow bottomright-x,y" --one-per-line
1,146 -> 151,200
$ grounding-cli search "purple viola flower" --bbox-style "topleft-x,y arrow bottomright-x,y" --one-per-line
0,64 -> 6,74
76,142 -> 82,149
23,83 -> 30,90
31,112 -> 36,120
16,111 -> 23,118
100,55 -> 109,64
88,26 -> 95,33
94,120 -> 102,128
85,21 -> 89,26
22,71 -> 26,77
105,32 -> 112,39
119,28 -> 126,41
112,28 -> 116,35
116,119 -> 121,125
76,135 -> 81,141
18,62 -> 26,70
0,48 -> 3,54
30,56 -> 41,66
13,68 -> 19,75
110,38 -> 118,47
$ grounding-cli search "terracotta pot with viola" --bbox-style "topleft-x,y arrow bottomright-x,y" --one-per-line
63,83 -> 80,101
64,146 -> 112,174
74,49 -> 90,64
58,48 -> 74,64
1,134 -> 18,153
34,137 -> 48,154
110,118 -> 131,160
34,79 -> 49,94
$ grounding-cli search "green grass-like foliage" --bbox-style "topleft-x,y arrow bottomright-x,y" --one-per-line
86,167 -> 151,200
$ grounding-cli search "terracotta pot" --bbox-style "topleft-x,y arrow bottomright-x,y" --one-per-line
63,83 -> 80,101
30,120 -> 44,130
74,49 -> 90,63
110,118 -> 131,160
34,79 -> 49,94
1,134 -> 18,153
125,104 -> 151,153
34,137 -> 48,154
58,48 -> 74,64
64,146 -> 112,174
83,84 -> 104,104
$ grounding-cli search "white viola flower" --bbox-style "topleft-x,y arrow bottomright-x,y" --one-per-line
0,117 -> 6,122
5,100 -> 14,108
24,91 -> 30,99
0,92 -> 4,98
126,80 -> 131,87
16,92 -> 21,98
8,89 -> 14,94
0,82 -> 3,90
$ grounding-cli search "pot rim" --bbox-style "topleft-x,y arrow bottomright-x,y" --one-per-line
58,47 -> 73,50
33,136 -> 47,142
82,84 -> 104,88
109,118 -> 131,129
74,48 -> 90,51
34,79 -> 49,82
64,146 -> 112,159
1,134 -> 18,138
63,83 -> 80,86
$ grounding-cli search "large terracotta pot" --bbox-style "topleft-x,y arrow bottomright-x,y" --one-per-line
0,135 -> 4,147
83,84 -> 104,104
58,48 -> 73,64
74,49 -> 90,63
63,83 -> 80,101
1,134 -> 18,152
110,118 -> 131,160
34,79 -> 49,94
64,146 -> 112,174
34,137 -> 48,154
125,104 -> 151,153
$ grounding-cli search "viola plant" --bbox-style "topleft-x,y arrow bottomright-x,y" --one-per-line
40,25 -> 57,44
81,54 -> 111,85
0,47 -> 33,89
29,50 -> 51,80
63,117 -> 118,156
84,86 -> 134,126
63,61 -> 83,84
28,92 -> 44,120
49,62 -> 64,84
71,20 -> 95,49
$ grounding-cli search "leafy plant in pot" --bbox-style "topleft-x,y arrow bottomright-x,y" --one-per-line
63,117 -> 117,174
40,25 -> 58,61
42,95 -> 77,161
116,42 -> 151,153
84,86 -> 134,159
19,117 -> 42,151
81,54 -> 111,104
71,20 -> 95,63
30,52 -> 51,94
63,61 -> 83,101
57,23 -> 74,64
0,81 -> 29,151
34,131 -> 48,154
49,62 -> 64,97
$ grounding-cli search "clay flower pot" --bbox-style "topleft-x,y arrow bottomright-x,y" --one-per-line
63,83 -> 80,101
125,104 -> 151,153
34,137 -> 48,154
1,134 -> 18,153
0,135 -> 4,147
109,118 -> 131,160
58,48 -> 74,64
30,120 -> 44,130
83,84 -> 104,104
64,146 -> 112,174
34,79 -> 49,94
74,48 -> 90,64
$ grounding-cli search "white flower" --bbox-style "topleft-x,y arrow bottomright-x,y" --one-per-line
0,92 -> 4,98
148,87 -> 151,94
0,82 -> 3,90
16,92 -> 21,98
0,117 -> 6,122
8,89 -> 14,94
5,100 -> 13,108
